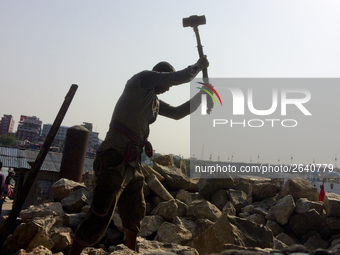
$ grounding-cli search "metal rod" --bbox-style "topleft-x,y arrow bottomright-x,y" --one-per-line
0,84 -> 78,251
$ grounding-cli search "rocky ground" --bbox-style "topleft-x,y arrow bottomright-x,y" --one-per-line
1,155 -> 340,255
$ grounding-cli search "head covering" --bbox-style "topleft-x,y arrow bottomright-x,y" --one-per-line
152,62 -> 175,72
9,169 -> 15,174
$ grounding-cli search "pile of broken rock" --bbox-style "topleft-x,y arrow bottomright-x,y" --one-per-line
1,155 -> 340,255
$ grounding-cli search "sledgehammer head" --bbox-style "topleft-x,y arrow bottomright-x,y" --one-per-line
183,15 -> 206,28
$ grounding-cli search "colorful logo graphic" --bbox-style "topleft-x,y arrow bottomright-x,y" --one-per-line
196,82 -> 222,106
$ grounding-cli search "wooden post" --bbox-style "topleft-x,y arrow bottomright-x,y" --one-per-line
0,84 -> 78,252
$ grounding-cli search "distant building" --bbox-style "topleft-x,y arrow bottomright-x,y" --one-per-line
16,115 -> 42,143
41,124 -> 69,140
81,122 -> 93,132
81,122 -> 99,147
41,122 -> 99,149
0,114 -> 15,135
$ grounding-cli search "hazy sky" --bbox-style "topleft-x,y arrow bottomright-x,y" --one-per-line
1,1 -> 340,160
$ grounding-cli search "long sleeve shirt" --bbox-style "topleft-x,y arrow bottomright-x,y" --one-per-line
97,63 -> 203,160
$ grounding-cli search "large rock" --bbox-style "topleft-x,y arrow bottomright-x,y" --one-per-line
197,178 -> 234,200
173,216 -> 196,233
303,232 -> 329,250
15,245 -> 56,255
266,195 -> 295,225
51,178 -> 87,202
228,189 -> 248,213
324,192 -> 340,217
295,197 -> 324,215
279,178 -> 319,202
326,217 -> 340,232
152,154 -> 174,167
252,182 -> 280,202
276,233 -> 297,246
234,178 -> 253,195
192,219 -> 214,238
81,170 -> 96,190
146,174 -> 174,201
50,227 -> 73,251
139,215 -> 165,237
61,188 -> 92,214
153,162 -> 191,191
20,202 -> 64,220
252,197 -> 277,210
222,201 -> 236,216
190,214 -> 273,255
187,200 -> 222,222
4,220 -> 54,254
176,158 -> 187,175
151,199 -> 178,221
211,189 -> 229,210
155,221 -> 192,245
138,239 -> 199,255
63,212 -> 87,231
176,189 -> 203,205
246,213 -> 266,225
140,164 -> 165,182
288,209 -> 329,237
266,220 -> 283,236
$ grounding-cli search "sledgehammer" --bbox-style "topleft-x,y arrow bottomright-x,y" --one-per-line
183,15 -> 213,114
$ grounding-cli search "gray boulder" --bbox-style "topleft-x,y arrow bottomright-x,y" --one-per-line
252,182 -> 280,202
176,189 -> 202,205
266,220 -> 283,236
152,155 -> 174,167
266,195 -> 295,225
51,178 -> 87,202
155,222 -> 192,245
139,215 -> 165,237
138,239 -> 199,255
186,200 -> 222,222
276,233 -> 297,246
289,209 -> 329,237
190,214 -> 273,255
153,162 -> 191,191
50,227 -> 73,251
147,174 -> 174,201
324,192 -> 340,217
211,189 -> 229,210
246,213 -> 266,225
63,212 -> 87,231
61,188 -> 91,214
20,202 -> 64,220
228,189 -> 248,213
140,164 -> 165,182
192,219 -> 214,239
197,178 -> 234,200
295,197 -> 324,215
279,178 -> 319,202
151,199 -> 178,221
81,170 -> 96,190
222,201 -> 236,216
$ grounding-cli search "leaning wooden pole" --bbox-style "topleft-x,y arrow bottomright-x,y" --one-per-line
0,84 -> 78,251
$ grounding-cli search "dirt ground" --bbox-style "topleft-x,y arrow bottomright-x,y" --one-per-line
1,199 -> 13,216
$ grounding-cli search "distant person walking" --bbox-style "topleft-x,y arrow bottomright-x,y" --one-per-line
0,161 -> 5,215
319,179 -> 325,201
